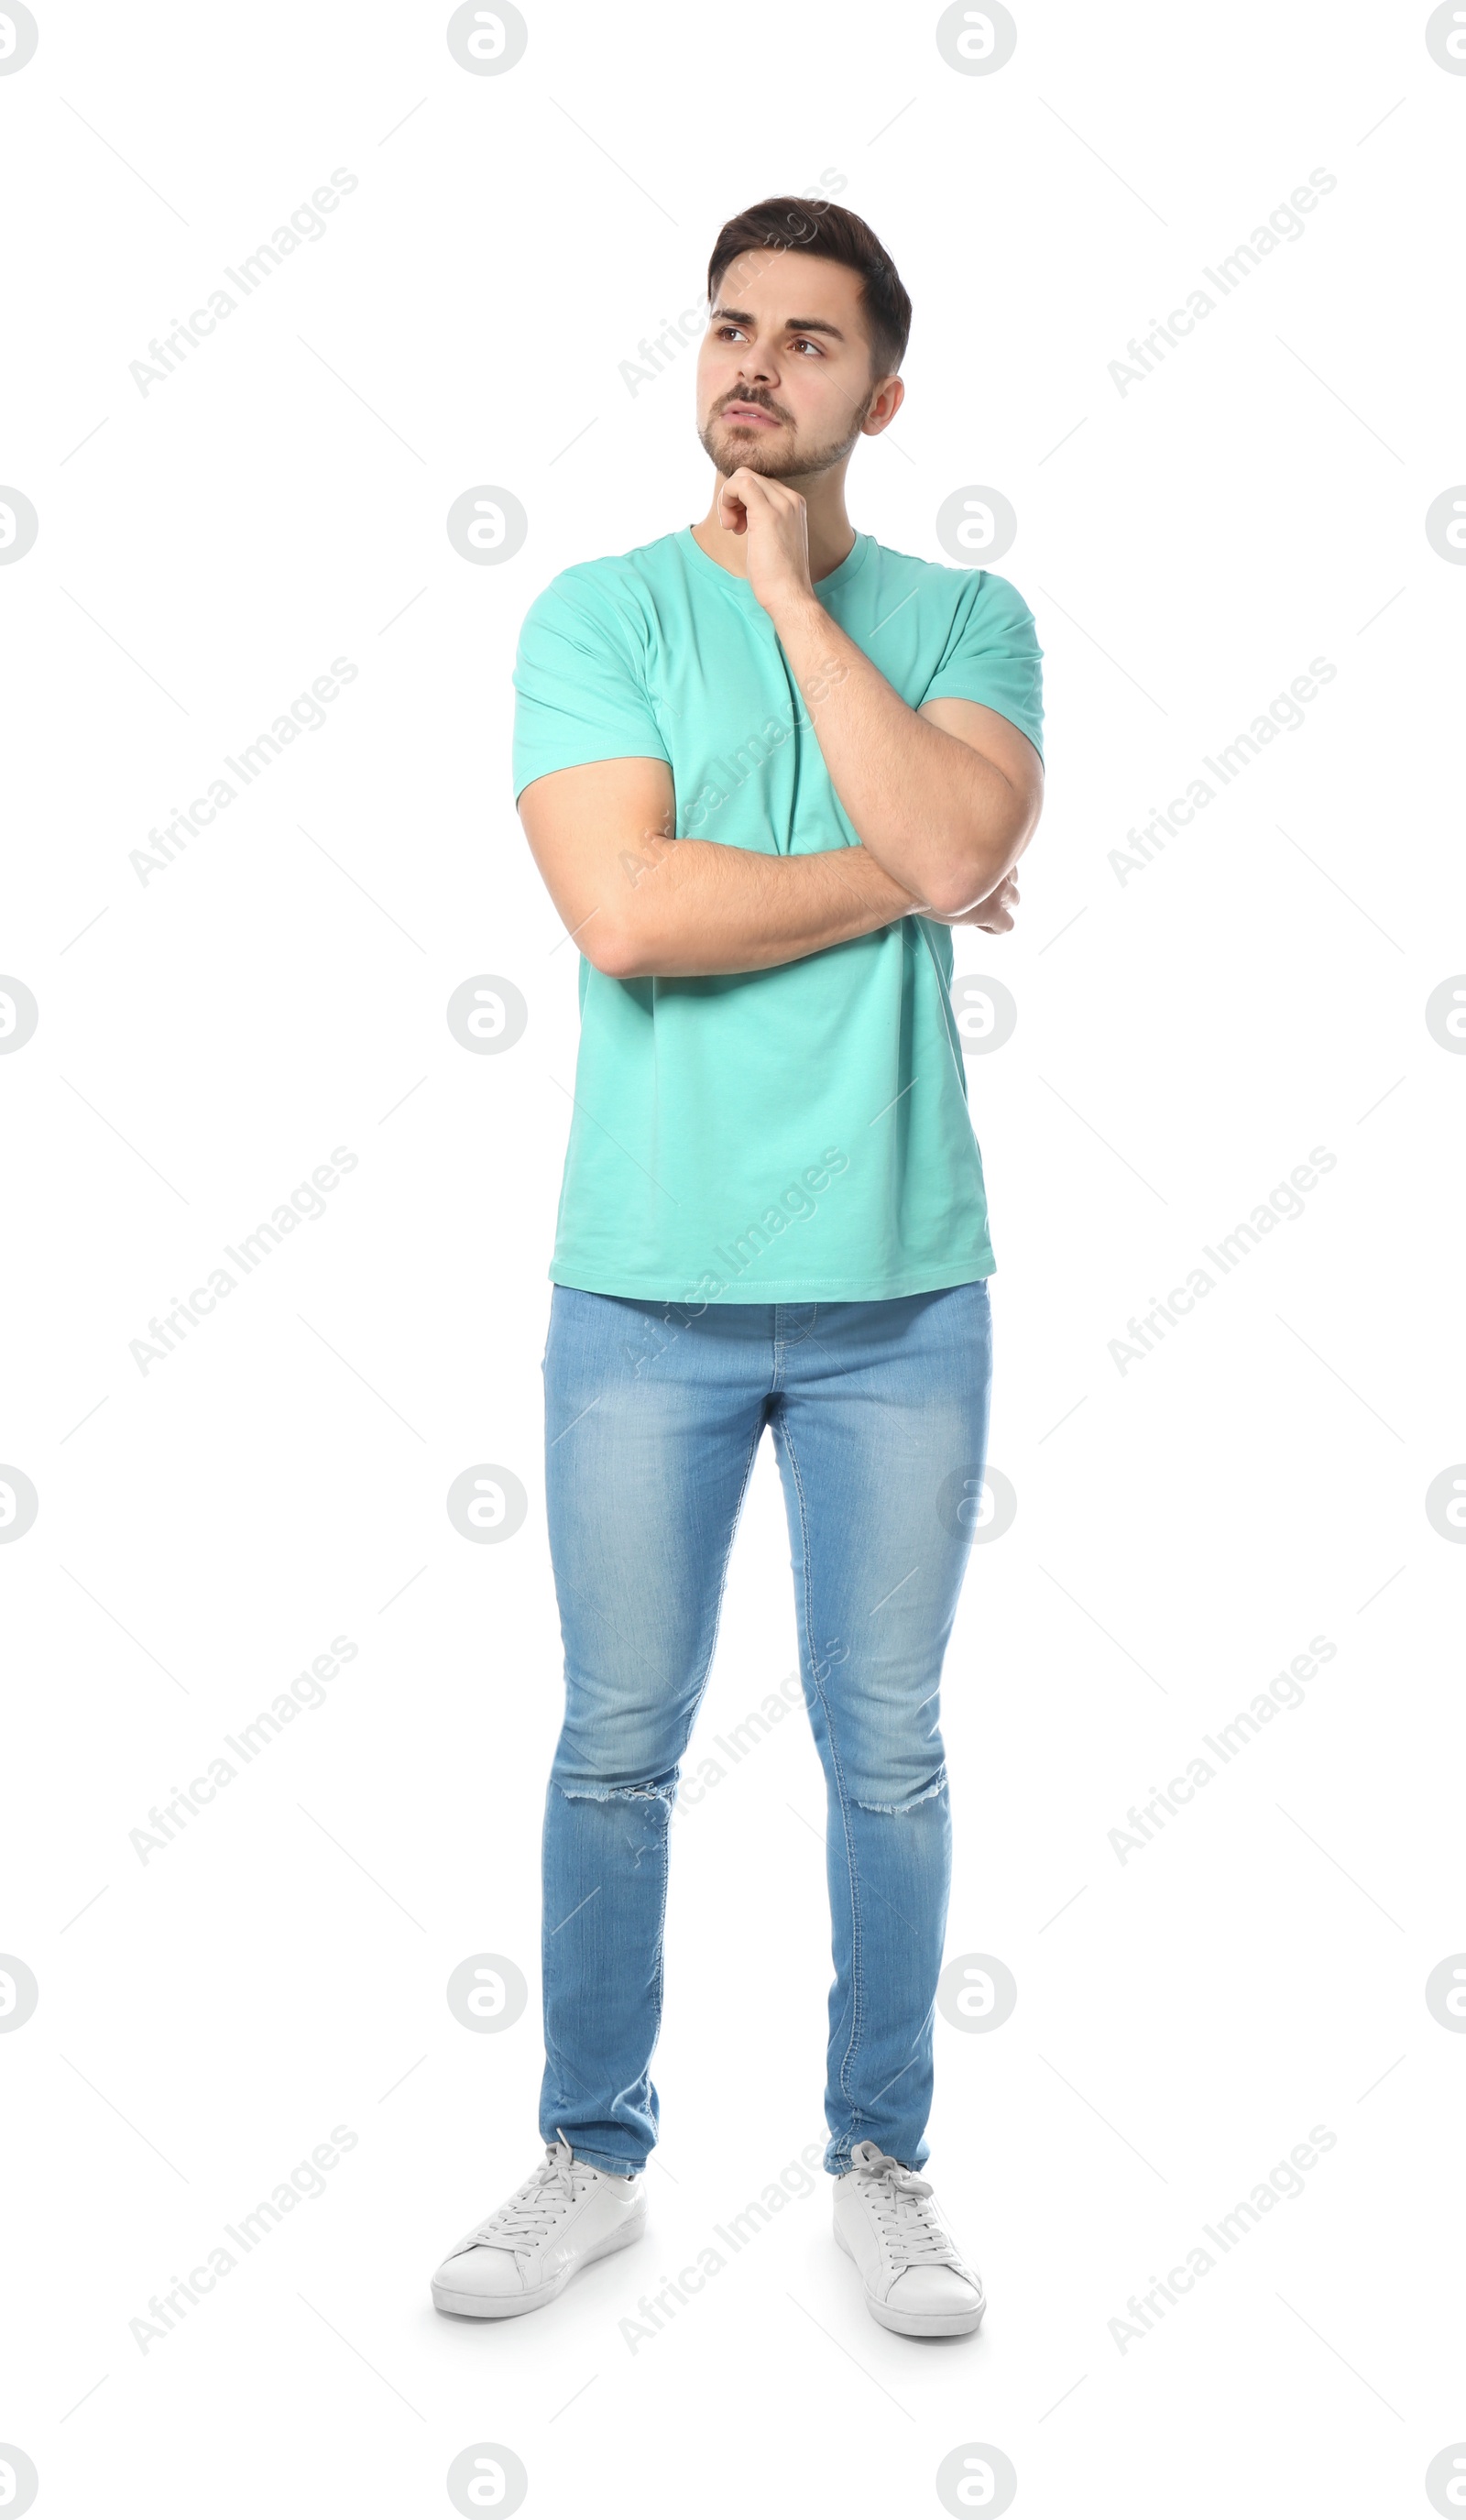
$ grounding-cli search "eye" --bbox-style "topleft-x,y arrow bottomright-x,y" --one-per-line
716,324 -> 749,344
792,336 -> 824,356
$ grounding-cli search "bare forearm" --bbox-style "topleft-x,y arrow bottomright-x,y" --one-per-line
768,595 -> 1033,914
601,835 -> 924,978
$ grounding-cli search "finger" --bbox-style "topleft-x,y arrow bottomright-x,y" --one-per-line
727,467 -> 796,514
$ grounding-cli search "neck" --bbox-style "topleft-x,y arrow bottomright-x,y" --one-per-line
693,473 -> 858,585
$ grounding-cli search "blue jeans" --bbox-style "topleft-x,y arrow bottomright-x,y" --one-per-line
538,1278 -> 993,2177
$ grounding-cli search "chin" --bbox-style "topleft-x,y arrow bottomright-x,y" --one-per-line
716,430 -> 793,477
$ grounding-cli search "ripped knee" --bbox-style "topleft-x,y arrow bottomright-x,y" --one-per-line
554,1773 -> 678,1808
552,1771 -> 678,1871
851,1766 -> 947,1817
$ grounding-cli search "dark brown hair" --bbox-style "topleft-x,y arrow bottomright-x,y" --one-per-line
706,196 -> 912,383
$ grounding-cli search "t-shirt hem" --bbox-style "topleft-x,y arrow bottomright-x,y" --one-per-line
548,1256 -> 996,1303
918,685 -> 1044,764
513,744 -> 672,806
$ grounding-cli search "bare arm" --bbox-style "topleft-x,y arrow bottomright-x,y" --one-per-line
771,604 -> 1045,915
718,467 -> 1045,917
518,754 -> 929,979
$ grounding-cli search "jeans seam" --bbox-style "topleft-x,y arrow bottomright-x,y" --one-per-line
684,1408 -> 767,1726
779,1410 -> 865,2147
643,1404 -> 766,2153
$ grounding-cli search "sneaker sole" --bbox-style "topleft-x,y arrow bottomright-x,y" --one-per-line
865,2291 -> 985,2338
835,2220 -> 985,2338
431,2200 -> 646,2319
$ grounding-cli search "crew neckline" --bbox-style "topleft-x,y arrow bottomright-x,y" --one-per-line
680,522 -> 872,604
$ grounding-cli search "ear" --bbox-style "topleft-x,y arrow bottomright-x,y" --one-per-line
860,374 -> 905,436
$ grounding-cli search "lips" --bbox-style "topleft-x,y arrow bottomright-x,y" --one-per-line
722,403 -> 780,424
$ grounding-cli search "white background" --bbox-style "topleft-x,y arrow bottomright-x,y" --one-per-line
3,2 -> 1464,2514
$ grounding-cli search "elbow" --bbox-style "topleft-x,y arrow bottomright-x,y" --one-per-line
924,799 -> 1039,918
581,912 -> 645,980
923,858 -> 1008,920
922,868 -> 988,921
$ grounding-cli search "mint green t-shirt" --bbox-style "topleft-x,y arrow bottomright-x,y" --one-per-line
511,526 -> 1043,1309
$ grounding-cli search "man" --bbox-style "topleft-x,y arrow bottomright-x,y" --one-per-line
431,197 -> 1044,2340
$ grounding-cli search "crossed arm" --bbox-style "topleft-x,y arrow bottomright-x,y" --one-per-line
519,513 -> 1044,982
520,685 -> 1043,982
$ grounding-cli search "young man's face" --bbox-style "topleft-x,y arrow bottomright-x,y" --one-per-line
695,247 -> 901,484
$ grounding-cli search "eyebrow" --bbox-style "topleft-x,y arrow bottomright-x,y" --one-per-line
710,304 -> 847,343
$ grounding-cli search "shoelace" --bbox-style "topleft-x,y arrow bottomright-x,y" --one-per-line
848,2140 -> 964,2272
470,2132 -> 585,2248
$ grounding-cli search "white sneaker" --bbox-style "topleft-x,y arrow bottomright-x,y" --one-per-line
833,2141 -> 986,2338
431,2133 -> 646,2318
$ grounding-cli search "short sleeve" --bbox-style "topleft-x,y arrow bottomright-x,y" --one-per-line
920,570 -> 1044,763
511,568 -> 672,801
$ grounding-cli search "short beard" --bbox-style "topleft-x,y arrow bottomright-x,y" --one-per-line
697,398 -> 871,485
